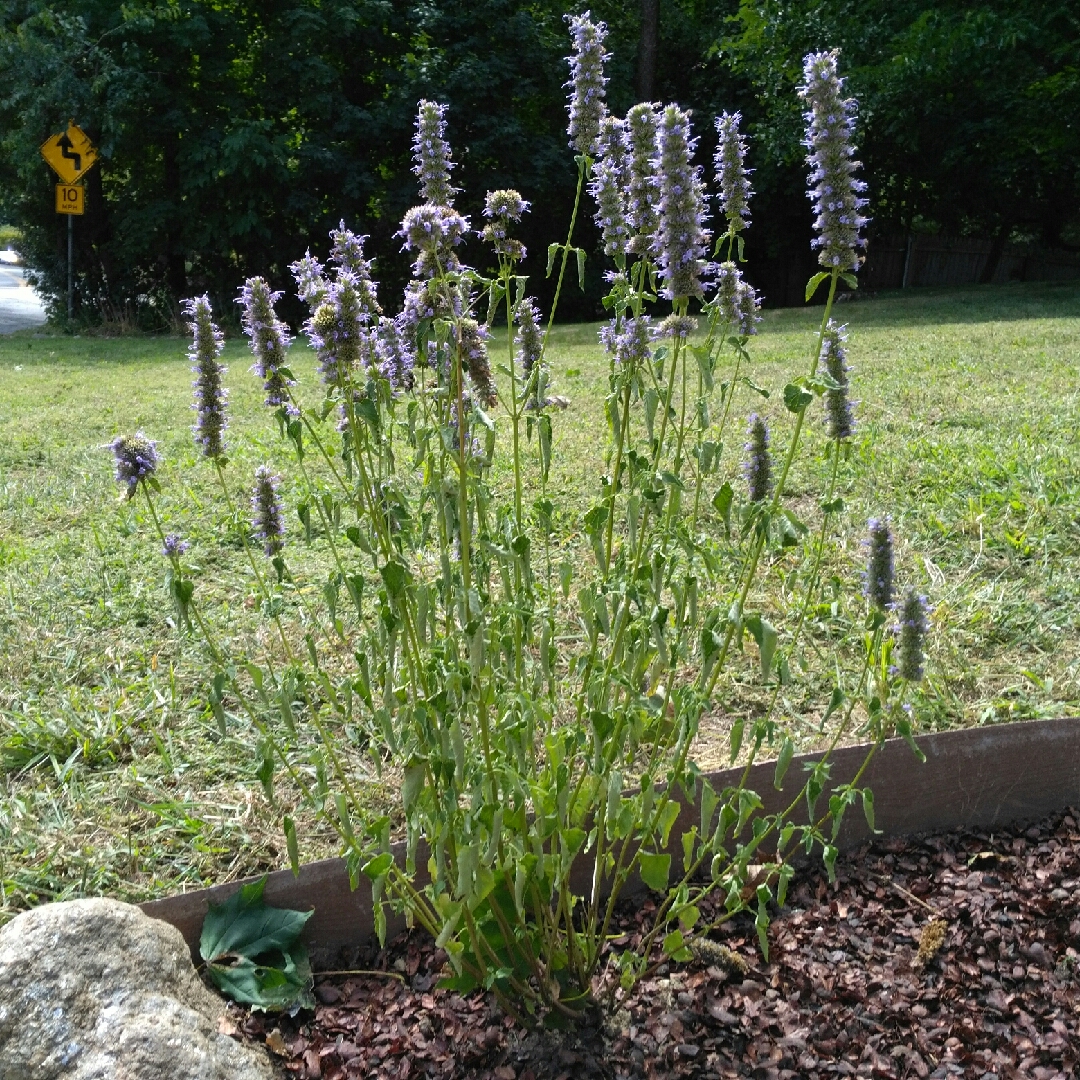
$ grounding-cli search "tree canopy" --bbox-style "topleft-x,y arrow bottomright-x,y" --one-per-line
1,0 -> 1077,323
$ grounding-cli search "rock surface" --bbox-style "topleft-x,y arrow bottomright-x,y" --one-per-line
0,897 -> 276,1080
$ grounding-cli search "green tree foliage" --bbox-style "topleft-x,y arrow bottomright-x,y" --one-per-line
1,0 -> 1077,322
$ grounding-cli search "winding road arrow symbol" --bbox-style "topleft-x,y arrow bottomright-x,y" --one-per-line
57,133 -> 81,174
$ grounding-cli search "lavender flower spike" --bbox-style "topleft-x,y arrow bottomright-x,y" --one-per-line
714,262 -> 761,337
589,116 -> 629,259
398,204 -> 470,279
290,252 -> 328,311
820,320 -> 855,440
864,518 -> 894,611
564,11 -> 609,157
653,105 -> 710,300
714,111 -> 753,236
162,534 -> 189,558
110,432 -> 159,498
896,589 -> 930,682
251,465 -> 285,557
183,295 -> 228,460
306,273 -> 368,387
625,102 -> 660,257
744,415 -> 771,503
413,100 -> 457,207
515,298 -> 543,377
457,318 -> 498,408
481,189 -> 529,261
330,223 -> 382,317
799,50 -> 869,272
238,277 -> 295,411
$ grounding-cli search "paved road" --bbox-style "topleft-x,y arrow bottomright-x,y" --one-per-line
0,264 -> 48,334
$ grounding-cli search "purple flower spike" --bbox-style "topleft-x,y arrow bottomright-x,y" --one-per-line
162,533 -> 189,558
864,518 -> 894,611
589,116 -> 629,259
896,589 -> 930,682
110,432 -> 159,498
290,252 -> 329,312
653,105 -> 710,300
183,295 -> 228,461
713,262 -> 761,337
376,315 -> 415,391
238,277 -> 295,411
413,100 -> 457,207
457,318 -> 497,409
251,465 -> 285,557
625,103 -> 661,257
398,204 -> 470,279
744,415 -> 771,503
329,223 -> 382,317
306,272 -> 369,387
481,189 -> 529,261
714,112 -> 753,236
799,50 -> 869,272
820,320 -> 855,440
515,298 -> 543,377
564,11 -> 609,157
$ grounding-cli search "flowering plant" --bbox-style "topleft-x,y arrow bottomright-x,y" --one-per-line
116,28 -> 931,1022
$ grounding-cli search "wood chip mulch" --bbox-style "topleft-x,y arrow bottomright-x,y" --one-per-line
230,807 -> 1080,1079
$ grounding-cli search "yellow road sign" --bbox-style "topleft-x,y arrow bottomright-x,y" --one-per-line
56,184 -> 85,215
40,123 -> 98,184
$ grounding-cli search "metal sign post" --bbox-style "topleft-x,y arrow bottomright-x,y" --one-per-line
40,122 -> 98,321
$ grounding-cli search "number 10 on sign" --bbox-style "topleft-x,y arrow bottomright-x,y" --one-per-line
56,185 -> 84,215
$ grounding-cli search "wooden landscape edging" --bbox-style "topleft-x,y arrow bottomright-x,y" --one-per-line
141,717 -> 1080,964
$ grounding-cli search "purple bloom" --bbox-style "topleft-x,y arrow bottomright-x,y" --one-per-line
799,50 -> 869,272
251,465 -> 285,557
713,112 -> 753,235
238,277 -> 295,411
564,11 -> 609,157
398,204 -> 470,279
625,103 -> 660,257
515,297 -> 543,377
162,533 -> 189,558
456,318 -> 497,408
820,320 -> 855,440
305,272 -> 370,387
653,105 -> 710,300
481,189 -> 529,261
329,223 -> 382,316
290,252 -> 329,311
744,415 -> 771,503
183,295 -> 228,460
713,262 -> 761,336
589,116 -> 629,259
110,432 -> 159,498
375,315 -> 415,391
656,313 -> 696,341
413,100 -> 457,207
895,589 -> 930,682
599,315 -> 652,369
864,518 -> 894,611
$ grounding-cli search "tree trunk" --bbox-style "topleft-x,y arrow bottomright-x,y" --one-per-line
979,224 -> 1010,285
636,0 -> 659,102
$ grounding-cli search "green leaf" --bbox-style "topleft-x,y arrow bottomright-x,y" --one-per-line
774,737 -> 795,789
783,382 -> 813,413
638,852 -> 671,892
284,816 -> 300,877
546,242 -> 559,277
575,247 -> 586,291
700,779 -> 719,837
712,482 -> 733,536
896,716 -> 926,762
362,852 -> 394,881
805,271 -> 829,302
862,788 -> 877,833
658,799 -> 682,847
840,272 -> 859,290
205,947 -> 313,1011
744,614 -> 778,681
663,929 -> 685,957
199,876 -> 312,971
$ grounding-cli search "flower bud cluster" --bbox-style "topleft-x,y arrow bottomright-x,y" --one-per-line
481,189 -> 529,261
744,415 -> 771,503
399,203 -> 470,279
714,112 -> 752,235
799,50 -> 869,272
820,320 -> 855,440
896,590 -> 930,682
863,518 -> 895,611
625,103 -> 661,257
183,295 -> 228,460
110,432 -> 159,498
564,12 -> 609,157
713,262 -> 761,337
457,318 -> 497,408
653,105 -> 710,300
589,116 -> 629,259
412,99 -> 457,207
251,465 -> 285,557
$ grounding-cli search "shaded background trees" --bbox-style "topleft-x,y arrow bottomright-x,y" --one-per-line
1,0 -> 1077,325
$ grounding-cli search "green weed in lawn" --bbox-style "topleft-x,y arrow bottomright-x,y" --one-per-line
1,278 -> 1079,920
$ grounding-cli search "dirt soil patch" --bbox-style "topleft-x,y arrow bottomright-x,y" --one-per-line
229,806 -> 1080,1079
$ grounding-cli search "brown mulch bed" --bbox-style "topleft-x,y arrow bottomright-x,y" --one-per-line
231,807 -> 1080,1079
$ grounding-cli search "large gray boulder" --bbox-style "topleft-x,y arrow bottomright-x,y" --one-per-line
0,897 -> 276,1080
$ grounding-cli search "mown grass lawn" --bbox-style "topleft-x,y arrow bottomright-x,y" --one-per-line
1,279 -> 1079,919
